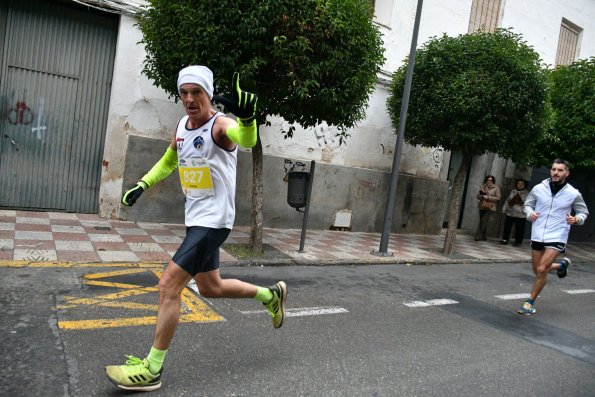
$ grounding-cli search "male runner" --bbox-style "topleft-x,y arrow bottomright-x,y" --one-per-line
517,158 -> 589,315
105,66 -> 287,391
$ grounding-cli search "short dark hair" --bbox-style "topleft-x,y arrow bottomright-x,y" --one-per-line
484,175 -> 496,183
553,158 -> 570,171
515,178 -> 527,189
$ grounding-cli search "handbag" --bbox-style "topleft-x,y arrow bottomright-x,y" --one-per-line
479,199 -> 492,210
509,192 -> 524,206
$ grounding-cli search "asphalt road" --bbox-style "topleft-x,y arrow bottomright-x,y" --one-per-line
1,261 -> 594,397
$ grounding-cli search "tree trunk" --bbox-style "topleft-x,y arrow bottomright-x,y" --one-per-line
443,153 -> 472,254
249,131 -> 263,253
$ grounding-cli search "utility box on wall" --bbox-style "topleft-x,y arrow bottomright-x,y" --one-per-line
331,209 -> 352,231
287,171 -> 309,209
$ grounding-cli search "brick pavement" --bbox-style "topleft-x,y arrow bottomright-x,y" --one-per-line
1,209 -> 594,265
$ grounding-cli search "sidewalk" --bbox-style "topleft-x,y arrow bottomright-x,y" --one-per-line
1,209 -> 594,266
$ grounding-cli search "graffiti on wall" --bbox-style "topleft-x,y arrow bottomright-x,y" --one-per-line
283,159 -> 306,181
311,125 -> 349,148
313,126 -> 334,147
432,148 -> 443,169
280,124 -> 346,149
7,100 -> 34,125
31,98 -> 47,140
4,97 -> 48,140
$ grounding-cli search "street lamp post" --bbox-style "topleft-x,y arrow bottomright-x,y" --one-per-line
374,0 -> 424,256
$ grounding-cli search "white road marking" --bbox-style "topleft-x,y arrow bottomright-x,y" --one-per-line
563,289 -> 595,295
240,306 -> 349,317
187,281 -> 348,318
495,293 -> 531,300
403,299 -> 458,308
286,307 -> 349,317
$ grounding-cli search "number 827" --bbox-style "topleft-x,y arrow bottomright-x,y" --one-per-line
183,169 -> 203,185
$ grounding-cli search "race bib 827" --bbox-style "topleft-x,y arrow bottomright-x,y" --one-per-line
178,157 -> 215,197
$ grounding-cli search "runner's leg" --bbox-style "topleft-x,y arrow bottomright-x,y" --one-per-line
529,248 -> 560,301
195,268 -> 258,298
153,260 -> 192,350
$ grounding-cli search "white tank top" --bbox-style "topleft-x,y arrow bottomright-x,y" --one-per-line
175,113 -> 237,229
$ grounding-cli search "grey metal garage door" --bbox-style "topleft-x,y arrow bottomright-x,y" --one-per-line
0,0 -> 118,212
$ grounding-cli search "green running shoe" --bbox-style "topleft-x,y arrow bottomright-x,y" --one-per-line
264,281 -> 287,329
105,355 -> 162,391
517,301 -> 536,316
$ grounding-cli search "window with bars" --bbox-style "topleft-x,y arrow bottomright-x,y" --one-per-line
555,20 -> 582,66
468,0 -> 504,33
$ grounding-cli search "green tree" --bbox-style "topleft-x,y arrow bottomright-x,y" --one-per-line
137,0 -> 384,252
531,57 -> 595,171
387,29 -> 549,254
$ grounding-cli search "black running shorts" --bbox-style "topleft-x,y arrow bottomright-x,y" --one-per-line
172,226 -> 231,276
530,241 -> 566,253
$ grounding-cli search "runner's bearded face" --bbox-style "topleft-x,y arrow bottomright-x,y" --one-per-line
550,163 -> 569,184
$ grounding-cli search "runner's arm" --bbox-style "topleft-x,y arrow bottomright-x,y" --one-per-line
523,190 -> 537,221
572,193 -> 589,225
213,72 -> 258,148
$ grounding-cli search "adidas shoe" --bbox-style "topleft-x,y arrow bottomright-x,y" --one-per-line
264,281 -> 287,329
105,355 -> 162,391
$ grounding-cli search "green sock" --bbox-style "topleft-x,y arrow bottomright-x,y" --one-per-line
254,286 -> 273,303
147,346 -> 167,374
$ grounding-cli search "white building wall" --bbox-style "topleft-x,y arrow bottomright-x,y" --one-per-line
99,14 -> 184,219
259,0 -> 475,179
501,0 -> 595,66
99,0 -> 595,220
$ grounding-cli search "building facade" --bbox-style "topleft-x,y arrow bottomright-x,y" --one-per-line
0,0 -> 593,238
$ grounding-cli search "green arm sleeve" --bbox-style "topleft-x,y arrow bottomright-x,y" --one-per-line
140,147 -> 178,188
225,119 -> 257,148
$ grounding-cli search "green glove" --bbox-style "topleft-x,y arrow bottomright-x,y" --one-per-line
122,181 -> 148,206
213,72 -> 258,124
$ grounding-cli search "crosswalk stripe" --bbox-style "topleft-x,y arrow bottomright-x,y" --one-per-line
495,293 -> 531,300
563,289 -> 595,294
240,306 -> 348,317
286,307 -> 349,317
403,299 -> 458,307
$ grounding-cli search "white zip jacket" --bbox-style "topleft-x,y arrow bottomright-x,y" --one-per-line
524,179 -> 589,243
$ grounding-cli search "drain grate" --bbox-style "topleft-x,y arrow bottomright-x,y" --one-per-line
94,226 -> 112,230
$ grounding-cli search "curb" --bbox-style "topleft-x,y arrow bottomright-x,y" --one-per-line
223,257 -> 534,267
3,257 -> 593,269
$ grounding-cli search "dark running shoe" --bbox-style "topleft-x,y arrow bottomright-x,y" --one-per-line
517,301 -> 536,316
557,257 -> 571,279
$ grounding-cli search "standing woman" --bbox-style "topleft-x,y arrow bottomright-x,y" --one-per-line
500,178 -> 529,246
475,175 -> 501,241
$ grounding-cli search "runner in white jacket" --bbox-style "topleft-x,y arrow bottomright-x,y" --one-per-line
517,159 -> 589,315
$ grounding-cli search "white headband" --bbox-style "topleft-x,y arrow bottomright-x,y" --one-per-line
177,65 -> 214,99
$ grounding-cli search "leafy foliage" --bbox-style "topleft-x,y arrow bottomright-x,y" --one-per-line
136,0 -> 385,139
386,29 -> 550,254
531,57 -> 595,171
387,29 -> 549,163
